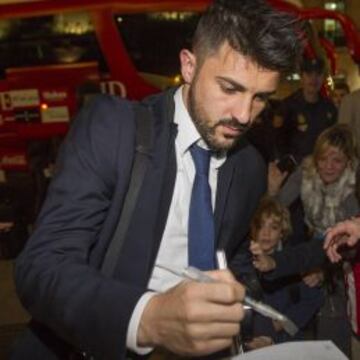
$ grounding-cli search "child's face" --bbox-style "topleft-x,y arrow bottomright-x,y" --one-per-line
255,214 -> 283,254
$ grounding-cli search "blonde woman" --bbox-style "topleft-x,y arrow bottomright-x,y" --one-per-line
269,124 -> 359,235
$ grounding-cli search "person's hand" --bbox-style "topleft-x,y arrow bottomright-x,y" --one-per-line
250,241 -> 276,272
0,222 -> 14,233
324,218 -> 360,263
302,268 -> 324,287
138,270 -> 245,356
245,336 -> 273,350
267,161 -> 288,196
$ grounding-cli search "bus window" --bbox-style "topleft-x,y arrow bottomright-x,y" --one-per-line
0,12 -> 108,78
117,12 -> 200,88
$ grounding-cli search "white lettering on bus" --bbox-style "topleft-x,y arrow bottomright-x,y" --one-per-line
100,81 -> 127,98
43,91 -> 68,102
1,155 -> 27,166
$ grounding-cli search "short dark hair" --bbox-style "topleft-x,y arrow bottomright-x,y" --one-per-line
192,0 -> 303,75
300,57 -> 325,74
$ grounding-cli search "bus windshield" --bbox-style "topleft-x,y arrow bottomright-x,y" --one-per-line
116,12 -> 199,77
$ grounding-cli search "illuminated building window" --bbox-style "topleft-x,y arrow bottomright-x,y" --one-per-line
323,1 -> 346,46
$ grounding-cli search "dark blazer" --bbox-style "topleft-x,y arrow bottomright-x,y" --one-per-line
14,89 -> 266,360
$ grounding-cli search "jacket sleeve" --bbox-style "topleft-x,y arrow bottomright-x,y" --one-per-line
229,146 -> 267,298
15,95 -> 144,360
269,240 -> 327,279
276,166 -> 302,207
284,282 -> 324,329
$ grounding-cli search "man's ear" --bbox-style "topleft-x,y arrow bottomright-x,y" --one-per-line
180,49 -> 197,84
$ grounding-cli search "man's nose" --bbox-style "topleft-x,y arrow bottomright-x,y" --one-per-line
231,96 -> 252,125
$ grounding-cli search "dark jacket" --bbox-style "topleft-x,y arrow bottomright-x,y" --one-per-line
279,89 -> 337,162
14,89 -> 267,360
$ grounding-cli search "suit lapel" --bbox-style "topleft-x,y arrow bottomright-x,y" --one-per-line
214,154 -> 236,247
111,90 -> 179,285
146,89 -> 178,274
150,123 -> 177,264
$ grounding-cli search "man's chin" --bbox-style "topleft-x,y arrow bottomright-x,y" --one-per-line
207,135 -> 239,152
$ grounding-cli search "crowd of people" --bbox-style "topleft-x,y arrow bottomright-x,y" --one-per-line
243,47 -> 360,359
249,123 -> 359,357
2,0 -> 360,360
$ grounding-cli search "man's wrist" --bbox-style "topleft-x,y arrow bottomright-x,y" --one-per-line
138,293 -> 162,347
126,292 -> 156,354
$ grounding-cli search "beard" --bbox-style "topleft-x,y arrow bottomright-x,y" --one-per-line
187,83 -> 250,152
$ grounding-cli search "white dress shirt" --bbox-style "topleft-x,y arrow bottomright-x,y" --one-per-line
126,87 -> 226,353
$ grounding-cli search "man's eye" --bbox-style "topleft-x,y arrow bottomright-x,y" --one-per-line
220,84 -> 237,94
255,94 -> 269,103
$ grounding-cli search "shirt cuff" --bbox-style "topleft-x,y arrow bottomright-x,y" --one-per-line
126,291 -> 157,354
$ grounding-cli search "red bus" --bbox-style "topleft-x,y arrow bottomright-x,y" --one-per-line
0,0 -> 359,172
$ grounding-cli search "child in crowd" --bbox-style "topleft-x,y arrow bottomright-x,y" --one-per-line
246,196 -> 324,350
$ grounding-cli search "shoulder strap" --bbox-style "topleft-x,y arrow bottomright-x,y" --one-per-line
101,103 -> 153,277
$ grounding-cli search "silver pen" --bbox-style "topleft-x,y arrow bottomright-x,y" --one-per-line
157,262 -> 298,337
215,249 -> 298,337
216,250 -> 284,320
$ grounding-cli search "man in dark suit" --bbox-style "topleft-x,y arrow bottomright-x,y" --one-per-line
277,57 -> 338,163
14,1 -> 302,359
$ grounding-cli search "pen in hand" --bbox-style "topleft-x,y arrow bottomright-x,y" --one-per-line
157,263 -> 244,355
157,255 -> 298,337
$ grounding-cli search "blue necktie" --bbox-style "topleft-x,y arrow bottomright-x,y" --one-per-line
188,144 -> 215,270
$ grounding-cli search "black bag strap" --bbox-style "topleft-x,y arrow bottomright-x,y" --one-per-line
101,104 -> 153,277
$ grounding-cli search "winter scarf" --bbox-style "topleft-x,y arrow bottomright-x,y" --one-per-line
301,157 -> 356,234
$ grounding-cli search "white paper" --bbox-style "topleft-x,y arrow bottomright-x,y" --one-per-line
231,341 -> 348,360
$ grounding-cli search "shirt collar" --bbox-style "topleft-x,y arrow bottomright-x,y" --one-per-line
174,86 -> 200,155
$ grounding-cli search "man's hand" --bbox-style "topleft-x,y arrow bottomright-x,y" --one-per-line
250,241 -> 276,272
138,270 -> 244,356
324,218 -> 360,263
